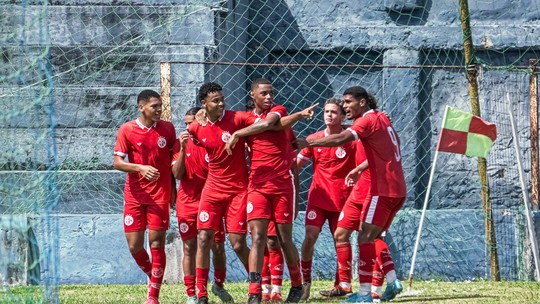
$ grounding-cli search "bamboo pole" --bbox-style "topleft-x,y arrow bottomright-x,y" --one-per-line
160,62 -> 172,122
530,59 -> 539,210
459,0 -> 500,281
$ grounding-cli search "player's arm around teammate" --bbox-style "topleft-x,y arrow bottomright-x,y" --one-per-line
113,90 -> 176,304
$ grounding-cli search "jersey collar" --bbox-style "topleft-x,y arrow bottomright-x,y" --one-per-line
136,118 -> 157,131
207,111 -> 225,126
362,109 -> 375,117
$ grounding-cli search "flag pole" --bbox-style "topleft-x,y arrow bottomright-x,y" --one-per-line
507,94 -> 540,281
407,106 -> 449,291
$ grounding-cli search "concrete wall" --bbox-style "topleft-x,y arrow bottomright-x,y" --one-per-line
1,0 -> 539,284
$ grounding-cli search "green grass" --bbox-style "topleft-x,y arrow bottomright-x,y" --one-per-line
1,280 -> 539,303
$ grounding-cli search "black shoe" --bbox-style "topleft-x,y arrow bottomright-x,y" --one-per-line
284,285 -> 303,303
247,294 -> 261,304
198,296 -> 209,304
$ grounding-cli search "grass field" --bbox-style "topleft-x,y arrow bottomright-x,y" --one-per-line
2,280 -> 540,304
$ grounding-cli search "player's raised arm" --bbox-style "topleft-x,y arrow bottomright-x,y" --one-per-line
272,104 -> 317,130
297,129 -> 355,150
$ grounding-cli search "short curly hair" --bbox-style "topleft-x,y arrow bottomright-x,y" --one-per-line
198,82 -> 223,102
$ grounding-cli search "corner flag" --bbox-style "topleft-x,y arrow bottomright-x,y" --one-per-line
436,106 -> 497,158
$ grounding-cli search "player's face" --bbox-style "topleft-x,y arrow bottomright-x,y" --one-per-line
251,84 -> 274,111
139,97 -> 162,123
202,91 -> 225,118
324,103 -> 345,127
342,94 -> 363,119
184,115 -> 195,127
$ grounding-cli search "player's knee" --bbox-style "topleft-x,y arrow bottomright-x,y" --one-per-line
213,243 -> 226,256
304,230 -> 319,244
198,230 -> 214,247
267,236 -> 279,249
183,240 -> 197,256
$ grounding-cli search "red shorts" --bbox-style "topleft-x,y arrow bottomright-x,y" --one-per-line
305,205 -> 340,233
177,212 -> 226,243
123,201 -> 170,232
246,188 -> 295,224
337,200 -> 362,231
267,220 -> 277,237
198,189 -> 247,234
362,195 -> 405,231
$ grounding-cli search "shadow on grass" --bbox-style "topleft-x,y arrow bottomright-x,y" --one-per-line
395,294 -> 496,302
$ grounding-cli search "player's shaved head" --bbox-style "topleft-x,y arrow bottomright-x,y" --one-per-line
137,90 -> 161,104
251,78 -> 272,91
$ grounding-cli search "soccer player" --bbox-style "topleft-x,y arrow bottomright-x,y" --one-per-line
295,98 -> 357,301
187,82 -> 253,304
113,90 -> 176,304
246,101 -> 286,303
297,86 -> 406,303
171,106 -> 234,304
225,78 -> 315,304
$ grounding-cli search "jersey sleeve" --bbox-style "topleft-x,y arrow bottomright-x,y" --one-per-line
347,115 -> 373,140
114,123 -> 130,158
171,139 -> 181,165
187,121 -> 199,141
268,104 -> 288,118
167,122 -> 177,153
234,110 -> 255,127
298,132 -> 315,161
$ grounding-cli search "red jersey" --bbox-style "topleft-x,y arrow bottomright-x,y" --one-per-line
114,119 -> 176,204
246,104 -> 295,190
172,138 -> 209,214
346,110 -> 406,197
188,110 -> 251,193
352,139 -> 371,198
298,129 -> 356,212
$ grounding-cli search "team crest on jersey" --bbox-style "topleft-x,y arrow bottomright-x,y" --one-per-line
157,136 -> 167,148
179,223 -> 189,234
307,210 -> 317,220
221,131 -> 231,143
247,202 -> 254,214
205,153 -> 209,163
338,211 -> 345,221
124,214 -> 134,226
335,147 -> 347,159
199,211 -> 210,223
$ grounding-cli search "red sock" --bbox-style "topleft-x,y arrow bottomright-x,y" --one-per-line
301,260 -> 312,283
249,272 -> 262,295
372,257 -> 384,287
196,268 -> 209,298
214,268 -> 226,288
262,247 -> 271,286
148,247 -> 166,298
358,242 -> 375,285
374,238 -> 395,274
184,275 -> 196,297
288,262 -> 302,287
269,247 -> 284,287
131,249 -> 151,277
336,242 -> 352,284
